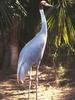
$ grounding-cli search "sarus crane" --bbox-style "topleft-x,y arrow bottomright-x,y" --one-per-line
17,0 -> 52,100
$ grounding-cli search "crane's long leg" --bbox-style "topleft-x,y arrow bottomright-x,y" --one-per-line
28,67 -> 32,100
36,65 -> 39,100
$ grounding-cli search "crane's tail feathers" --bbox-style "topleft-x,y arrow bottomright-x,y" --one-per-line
17,72 -> 25,84
17,63 -> 31,84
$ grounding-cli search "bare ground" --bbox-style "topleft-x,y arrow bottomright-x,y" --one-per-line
0,66 -> 75,100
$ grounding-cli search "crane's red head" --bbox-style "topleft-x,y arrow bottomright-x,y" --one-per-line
38,0 -> 51,8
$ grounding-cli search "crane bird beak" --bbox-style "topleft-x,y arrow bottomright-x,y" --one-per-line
45,3 -> 53,7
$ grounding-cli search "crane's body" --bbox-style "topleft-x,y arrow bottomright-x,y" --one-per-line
17,9 -> 47,83
17,0 -> 52,100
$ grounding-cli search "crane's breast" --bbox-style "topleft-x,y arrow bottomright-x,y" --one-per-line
18,34 -> 47,67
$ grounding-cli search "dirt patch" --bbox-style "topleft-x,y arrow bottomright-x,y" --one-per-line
0,66 -> 75,100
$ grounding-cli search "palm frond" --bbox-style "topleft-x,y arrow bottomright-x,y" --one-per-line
47,0 -> 75,47
14,0 -> 27,16
0,0 -> 28,32
0,1 -> 12,29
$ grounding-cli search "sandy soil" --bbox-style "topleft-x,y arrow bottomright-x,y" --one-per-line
0,66 -> 75,100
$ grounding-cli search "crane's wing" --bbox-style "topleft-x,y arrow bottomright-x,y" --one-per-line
18,34 -> 46,65
17,34 -> 46,83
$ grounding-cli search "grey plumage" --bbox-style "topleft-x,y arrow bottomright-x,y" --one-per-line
17,9 -> 47,83
17,1 -> 52,99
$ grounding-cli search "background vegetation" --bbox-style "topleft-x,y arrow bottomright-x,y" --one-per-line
0,0 -> 75,86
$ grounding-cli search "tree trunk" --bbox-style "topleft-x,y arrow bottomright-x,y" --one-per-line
10,16 -> 20,71
0,30 -> 5,70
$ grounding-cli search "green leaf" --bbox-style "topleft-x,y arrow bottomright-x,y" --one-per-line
63,27 -> 69,44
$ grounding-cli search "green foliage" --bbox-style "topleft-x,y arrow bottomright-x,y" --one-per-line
0,0 -> 27,32
47,0 -> 75,48
0,0 -> 12,29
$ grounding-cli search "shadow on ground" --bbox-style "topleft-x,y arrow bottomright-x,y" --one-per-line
0,66 -> 75,100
